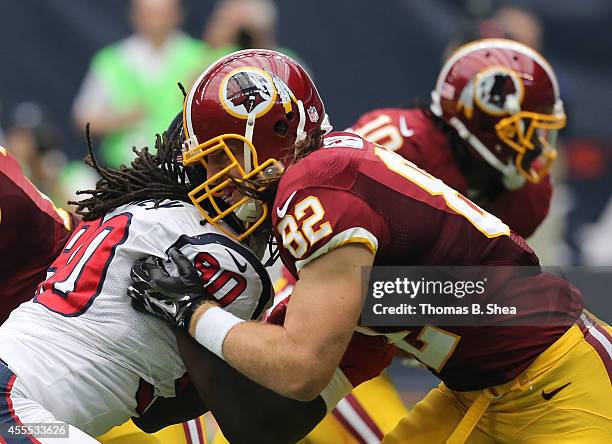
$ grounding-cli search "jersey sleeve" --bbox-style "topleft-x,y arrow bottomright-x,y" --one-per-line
485,176 -> 553,238
0,150 -> 75,320
274,187 -> 386,274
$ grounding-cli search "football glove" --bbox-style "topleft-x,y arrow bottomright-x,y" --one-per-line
128,247 -> 210,328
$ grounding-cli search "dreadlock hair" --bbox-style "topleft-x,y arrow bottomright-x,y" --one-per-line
420,104 -> 504,202
71,124 -> 192,221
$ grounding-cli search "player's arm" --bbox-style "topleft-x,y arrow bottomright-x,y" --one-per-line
176,329 -> 326,443
128,186 -> 383,401
131,381 -> 208,433
188,185 -> 383,400
485,175 -> 553,237
190,242 -> 372,400
176,300 -> 393,443
0,153 -> 32,252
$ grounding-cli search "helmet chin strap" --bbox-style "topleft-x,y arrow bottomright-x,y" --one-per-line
295,100 -> 307,143
235,199 -> 264,223
448,117 -> 525,190
234,111 -> 263,225
321,113 -> 333,134
235,101 -> 330,228
432,90 -> 525,190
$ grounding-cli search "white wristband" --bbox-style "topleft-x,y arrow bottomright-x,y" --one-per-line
193,307 -> 245,360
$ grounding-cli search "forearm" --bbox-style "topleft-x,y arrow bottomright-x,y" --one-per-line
227,322 -> 327,399
177,330 -> 326,443
189,302 -> 340,400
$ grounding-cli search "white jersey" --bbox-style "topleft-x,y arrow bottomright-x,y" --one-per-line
0,199 -> 272,436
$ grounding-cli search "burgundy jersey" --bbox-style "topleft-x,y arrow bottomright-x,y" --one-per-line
0,149 -> 76,322
350,108 -> 552,238
271,133 -> 582,391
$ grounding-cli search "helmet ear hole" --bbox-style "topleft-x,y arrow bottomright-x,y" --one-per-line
273,120 -> 289,137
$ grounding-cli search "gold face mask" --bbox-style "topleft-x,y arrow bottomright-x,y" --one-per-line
182,133 -> 281,242
495,110 -> 566,183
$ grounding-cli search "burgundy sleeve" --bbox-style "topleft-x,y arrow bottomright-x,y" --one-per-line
486,176 -> 553,238
0,185 -> 30,253
275,187 -> 386,274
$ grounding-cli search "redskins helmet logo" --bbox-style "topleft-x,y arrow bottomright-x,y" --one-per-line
220,67 -> 277,119
457,66 -> 525,119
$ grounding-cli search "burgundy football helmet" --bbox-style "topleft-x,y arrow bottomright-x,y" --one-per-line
430,39 -> 566,188
181,49 -> 331,240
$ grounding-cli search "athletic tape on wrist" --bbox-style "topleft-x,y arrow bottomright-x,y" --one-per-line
194,307 -> 245,360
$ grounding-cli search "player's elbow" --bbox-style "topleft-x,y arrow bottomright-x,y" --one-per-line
288,382 -> 325,402
285,362 -> 332,401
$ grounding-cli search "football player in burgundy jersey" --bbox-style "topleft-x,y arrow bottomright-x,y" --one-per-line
132,48 -> 612,443
348,40 -> 565,239
0,147 -> 76,323
289,37 -> 566,444
254,38 -> 566,444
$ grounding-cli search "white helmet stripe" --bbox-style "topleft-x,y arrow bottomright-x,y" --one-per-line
295,100 -> 307,143
244,113 -> 255,173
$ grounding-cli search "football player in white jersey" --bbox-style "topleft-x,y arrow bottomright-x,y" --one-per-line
0,117 -> 272,443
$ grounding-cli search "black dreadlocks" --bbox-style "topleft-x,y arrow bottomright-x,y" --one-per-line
422,106 -> 504,203
70,123 -> 192,221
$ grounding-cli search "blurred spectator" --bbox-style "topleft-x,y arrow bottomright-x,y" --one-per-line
203,0 -> 300,60
494,4 -> 543,49
5,102 -> 98,209
73,0 -> 217,168
5,102 -> 66,200
204,0 -> 278,50
444,1 -> 543,57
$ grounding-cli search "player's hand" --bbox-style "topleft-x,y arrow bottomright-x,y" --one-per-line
128,247 -> 210,328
